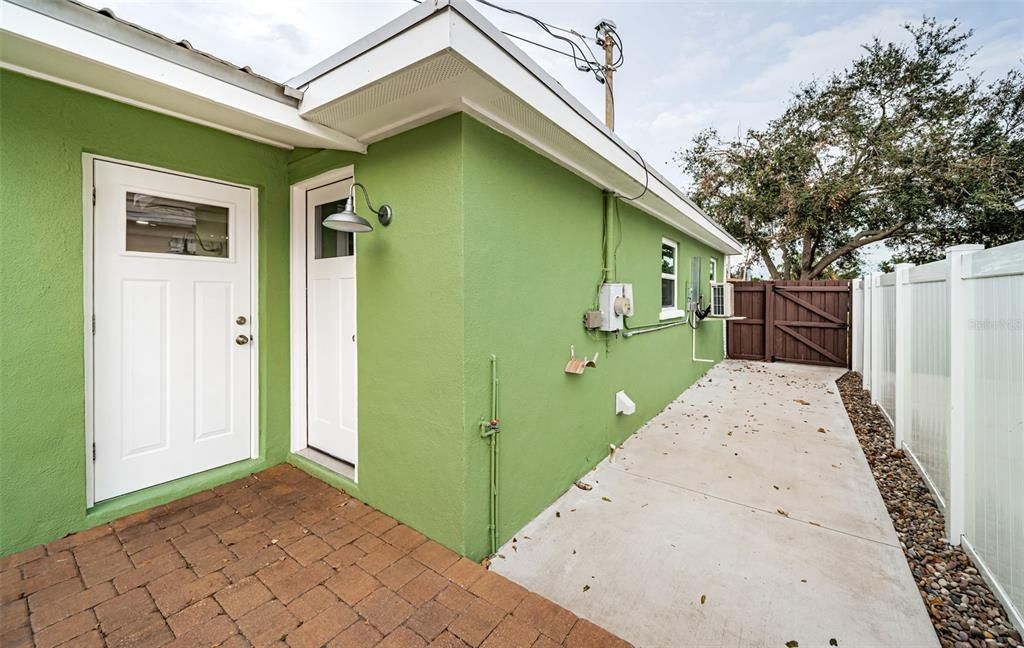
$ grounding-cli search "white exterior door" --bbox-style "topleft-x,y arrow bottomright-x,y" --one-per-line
93,160 -> 254,501
305,179 -> 358,464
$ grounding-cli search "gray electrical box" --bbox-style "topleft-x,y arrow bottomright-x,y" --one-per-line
687,256 -> 702,311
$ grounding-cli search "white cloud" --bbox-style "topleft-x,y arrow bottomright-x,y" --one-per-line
738,7 -> 914,97
653,52 -> 729,88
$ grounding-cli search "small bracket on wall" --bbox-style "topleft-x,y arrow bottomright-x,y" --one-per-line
565,345 -> 599,375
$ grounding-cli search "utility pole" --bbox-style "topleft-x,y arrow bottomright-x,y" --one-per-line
597,19 -> 616,130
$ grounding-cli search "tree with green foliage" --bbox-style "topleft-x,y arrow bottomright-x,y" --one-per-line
678,17 -> 1023,279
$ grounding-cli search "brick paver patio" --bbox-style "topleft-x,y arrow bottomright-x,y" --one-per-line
0,465 -> 629,648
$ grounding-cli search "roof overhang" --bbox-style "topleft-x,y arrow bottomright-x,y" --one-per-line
288,0 -> 743,255
0,0 -> 365,151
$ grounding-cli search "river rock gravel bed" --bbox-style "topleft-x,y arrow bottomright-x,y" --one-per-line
837,372 -> 1022,648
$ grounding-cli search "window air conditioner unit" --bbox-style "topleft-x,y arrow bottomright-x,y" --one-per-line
710,282 -> 734,317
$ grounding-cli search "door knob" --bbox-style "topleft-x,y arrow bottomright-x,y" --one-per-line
235,335 -> 250,345
236,316 -> 247,325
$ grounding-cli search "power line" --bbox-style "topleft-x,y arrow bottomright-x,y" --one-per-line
408,0 -> 643,192
503,32 -> 583,61
471,0 -> 611,83
411,0 -> 623,83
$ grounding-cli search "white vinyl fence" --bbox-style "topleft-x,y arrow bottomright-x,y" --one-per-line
853,241 -> 1024,636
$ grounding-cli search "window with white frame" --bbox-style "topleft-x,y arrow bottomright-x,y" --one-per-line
709,258 -> 718,284
661,238 -> 677,310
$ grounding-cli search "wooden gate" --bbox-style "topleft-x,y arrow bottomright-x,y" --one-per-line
727,280 -> 851,368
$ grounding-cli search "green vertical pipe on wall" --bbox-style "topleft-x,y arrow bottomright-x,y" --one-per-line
603,191 -> 616,283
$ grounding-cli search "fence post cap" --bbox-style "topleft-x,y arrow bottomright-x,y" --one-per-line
945,244 -> 985,256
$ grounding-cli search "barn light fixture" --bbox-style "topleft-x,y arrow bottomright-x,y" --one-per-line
323,182 -> 393,233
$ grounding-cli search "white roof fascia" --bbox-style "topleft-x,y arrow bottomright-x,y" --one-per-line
286,0 -> 442,90
296,12 -> 453,118
0,0 -> 366,152
291,0 -> 742,254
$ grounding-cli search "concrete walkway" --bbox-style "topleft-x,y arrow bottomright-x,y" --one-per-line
493,360 -> 939,648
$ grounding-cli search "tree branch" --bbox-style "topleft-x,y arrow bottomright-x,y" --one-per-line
807,222 -> 908,278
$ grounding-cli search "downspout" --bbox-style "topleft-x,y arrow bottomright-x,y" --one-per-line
479,355 -> 501,555
603,191 -> 616,283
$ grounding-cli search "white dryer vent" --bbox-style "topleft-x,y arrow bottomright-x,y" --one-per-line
615,390 -> 635,416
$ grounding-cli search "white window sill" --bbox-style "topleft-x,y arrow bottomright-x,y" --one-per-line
659,308 -> 686,321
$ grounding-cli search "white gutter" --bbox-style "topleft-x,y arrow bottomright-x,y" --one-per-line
0,0 -> 366,152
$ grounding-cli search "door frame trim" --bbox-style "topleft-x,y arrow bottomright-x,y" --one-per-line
288,166 -> 359,482
82,153 -> 261,507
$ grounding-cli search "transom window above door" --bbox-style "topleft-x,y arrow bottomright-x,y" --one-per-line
125,191 -> 229,258
315,199 -> 354,259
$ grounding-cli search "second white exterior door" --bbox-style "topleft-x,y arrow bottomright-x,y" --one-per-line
305,179 -> 358,464
92,160 -> 255,502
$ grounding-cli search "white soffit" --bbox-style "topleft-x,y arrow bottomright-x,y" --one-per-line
293,1 -> 742,254
0,0 -> 365,151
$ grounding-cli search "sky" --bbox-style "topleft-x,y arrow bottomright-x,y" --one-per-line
92,0 -> 1022,271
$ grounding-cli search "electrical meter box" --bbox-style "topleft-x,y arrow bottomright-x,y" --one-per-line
598,283 -> 634,331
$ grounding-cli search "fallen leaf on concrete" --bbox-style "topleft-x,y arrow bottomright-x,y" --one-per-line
829,639 -> 839,647
601,496 -> 612,502
583,585 -> 590,592
795,399 -> 811,406
575,481 -> 593,491
556,511 -> 561,518
700,594 -> 706,605
777,508 -> 789,517
818,427 -> 828,433
481,557 -> 491,569
785,641 -> 799,648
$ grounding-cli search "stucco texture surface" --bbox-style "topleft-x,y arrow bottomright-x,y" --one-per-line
1,75 -> 724,565
285,115 -> 469,555
0,71 -> 293,555
461,117 -> 724,559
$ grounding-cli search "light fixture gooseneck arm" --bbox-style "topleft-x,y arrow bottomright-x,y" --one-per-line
350,182 -> 393,227
350,182 -> 377,213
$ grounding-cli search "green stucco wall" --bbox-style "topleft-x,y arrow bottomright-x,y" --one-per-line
461,117 -> 724,559
0,71 -> 292,555
0,73 -> 471,558
284,116 -> 469,554
0,73 -> 724,561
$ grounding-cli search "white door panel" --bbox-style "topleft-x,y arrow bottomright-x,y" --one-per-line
93,160 -> 253,501
305,180 -> 358,463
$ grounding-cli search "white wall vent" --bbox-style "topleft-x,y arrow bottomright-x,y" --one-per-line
615,390 -> 635,416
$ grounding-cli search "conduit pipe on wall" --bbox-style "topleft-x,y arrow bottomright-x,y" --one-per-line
479,354 -> 501,556
692,323 -> 716,363
603,191 -> 616,283
621,319 -> 689,337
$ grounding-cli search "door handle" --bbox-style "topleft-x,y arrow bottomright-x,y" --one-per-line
236,316 -> 247,325
235,335 -> 250,345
